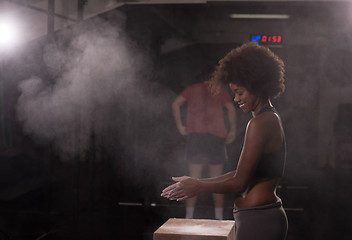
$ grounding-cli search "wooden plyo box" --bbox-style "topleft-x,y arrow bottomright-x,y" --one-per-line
154,218 -> 236,240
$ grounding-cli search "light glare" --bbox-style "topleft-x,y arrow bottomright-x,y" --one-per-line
0,16 -> 20,51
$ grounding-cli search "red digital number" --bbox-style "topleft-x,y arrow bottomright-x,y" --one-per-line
277,36 -> 282,43
253,35 -> 282,44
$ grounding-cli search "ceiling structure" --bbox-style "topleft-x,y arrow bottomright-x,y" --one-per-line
1,0 -> 352,51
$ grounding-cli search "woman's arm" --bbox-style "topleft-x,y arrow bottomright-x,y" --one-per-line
172,95 -> 187,135
163,117 -> 267,201
200,170 -> 236,183
161,171 -> 236,199
224,102 -> 236,144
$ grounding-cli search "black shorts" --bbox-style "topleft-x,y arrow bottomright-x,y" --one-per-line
185,133 -> 227,165
233,200 -> 288,240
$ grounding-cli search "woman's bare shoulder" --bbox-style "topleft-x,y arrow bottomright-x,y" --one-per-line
247,112 -> 280,137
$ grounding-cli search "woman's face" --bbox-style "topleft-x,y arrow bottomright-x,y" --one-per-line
229,83 -> 260,113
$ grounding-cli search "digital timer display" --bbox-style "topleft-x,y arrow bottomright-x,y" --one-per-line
251,35 -> 282,44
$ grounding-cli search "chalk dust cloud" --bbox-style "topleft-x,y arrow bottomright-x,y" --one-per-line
16,17 -> 172,161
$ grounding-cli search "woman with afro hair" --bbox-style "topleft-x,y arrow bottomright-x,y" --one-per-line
162,42 -> 287,240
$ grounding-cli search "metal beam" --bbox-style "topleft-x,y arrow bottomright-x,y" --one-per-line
77,0 -> 88,21
47,0 -> 55,39
4,0 -> 79,23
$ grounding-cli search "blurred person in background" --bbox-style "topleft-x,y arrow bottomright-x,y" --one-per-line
171,67 -> 236,220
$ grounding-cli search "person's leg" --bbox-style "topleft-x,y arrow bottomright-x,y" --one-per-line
209,163 -> 224,219
185,163 -> 203,219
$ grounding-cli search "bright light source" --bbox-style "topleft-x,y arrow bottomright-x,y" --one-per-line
0,15 -> 21,51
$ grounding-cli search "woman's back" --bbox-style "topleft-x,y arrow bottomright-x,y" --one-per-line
234,106 -> 285,209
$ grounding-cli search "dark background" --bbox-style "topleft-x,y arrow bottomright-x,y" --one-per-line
0,1 -> 351,240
